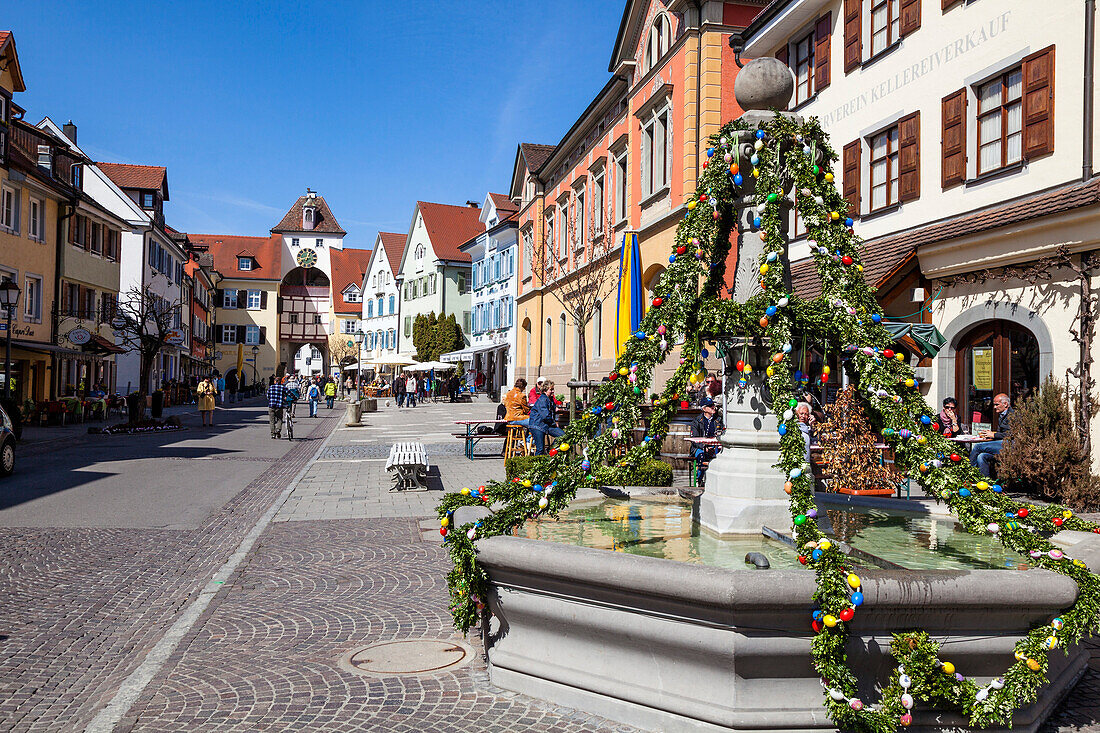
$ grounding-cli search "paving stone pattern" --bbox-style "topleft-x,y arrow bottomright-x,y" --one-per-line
0,412 -> 341,732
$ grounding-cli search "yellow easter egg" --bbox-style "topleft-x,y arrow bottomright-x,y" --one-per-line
441,517 -> 449,527
1026,658 -> 1041,671
619,367 -> 630,376
752,168 -> 760,178
743,364 -> 753,374
824,172 -> 834,182
560,443 -> 570,451
760,264 -> 770,275
976,481 -> 989,491
461,488 -> 471,495
823,615 -> 838,627
895,353 -> 905,362
1063,510 -> 1074,518
847,573 -> 861,588
942,662 -> 955,674
523,480 -> 532,488
830,211 -> 839,220
766,366 -> 775,377
818,540 -> 832,551
687,200 -> 697,210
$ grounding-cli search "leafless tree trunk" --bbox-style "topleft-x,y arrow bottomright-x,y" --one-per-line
113,286 -> 183,411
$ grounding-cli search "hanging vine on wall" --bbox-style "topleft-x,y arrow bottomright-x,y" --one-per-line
437,114 -> 1100,733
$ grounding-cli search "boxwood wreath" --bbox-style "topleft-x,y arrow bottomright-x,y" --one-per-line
437,114 -> 1100,732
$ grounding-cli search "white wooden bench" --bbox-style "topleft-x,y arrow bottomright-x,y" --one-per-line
386,441 -> 430,491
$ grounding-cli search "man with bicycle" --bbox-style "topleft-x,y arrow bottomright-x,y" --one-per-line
267,377 -> 289,439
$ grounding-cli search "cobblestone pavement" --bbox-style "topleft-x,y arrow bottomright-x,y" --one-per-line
123,399 -> 635,732
0,407 -> 341,731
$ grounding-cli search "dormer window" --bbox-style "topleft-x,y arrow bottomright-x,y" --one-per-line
142,192 -> 155,209
238,257 -> 253,271
344,285 -> 362,303
37,145 -> 52,172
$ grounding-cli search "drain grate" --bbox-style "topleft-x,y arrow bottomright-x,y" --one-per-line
338,639 -> 473,677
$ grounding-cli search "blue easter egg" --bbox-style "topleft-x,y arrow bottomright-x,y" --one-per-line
750,155 -> 760,166
992,484 -> 1003,493
669,255 -> 677,263
635,330 -> 645,339
767,252 -> 778,262
738,379 -> 747,388
920,415 -> 932,425
844,218 -> 854,227
959,488 -> 971,498
753,217 -> 762,228
707,147 -> 715,157
851,591 -> 864,606
755,129 -> 766,139
533,484 -> 543,492
794,370 -> 803,381
778,424 -> 788,436
643,436 -> 652,442
813,610 -> 823,620
701,348 -> 710,358
766,306 -> 777,316
734,174 -> 744,185
812,549 -> 823,560
871,314 -> 882,323
803,145 -> 812,156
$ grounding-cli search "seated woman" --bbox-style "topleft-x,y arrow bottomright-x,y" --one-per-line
938,397 -> 961,436
528,380 -> 565,455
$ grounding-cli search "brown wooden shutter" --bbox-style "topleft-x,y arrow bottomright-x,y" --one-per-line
898,111 -> 920,202
900,0 -> 921,36
776,44 -> 788,66
814,13 -> 831,90
1022,45 -> 1055,159
941,88 -> 967,189
259,327 -> 266,344
68,210 -> 76,245
236,325 -> 246,343
942,0 -> 962,9
237,289 -> 247,308
842,140 -> 861,215
260,291 -> 268,309
843,0 -> 862,73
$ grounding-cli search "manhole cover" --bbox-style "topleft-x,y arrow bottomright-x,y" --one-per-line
338,639 -> 473,677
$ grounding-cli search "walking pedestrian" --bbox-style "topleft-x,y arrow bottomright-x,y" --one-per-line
324,378 -> 336,408
405,373 -> 418,408
196,377 -> 216,426
216,374 -> 226,403
307,380 -> 321,417
266,378 -> 288,439
226,371 -> 238,404
394,374 -> 406,407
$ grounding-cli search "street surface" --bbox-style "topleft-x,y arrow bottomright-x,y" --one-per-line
0,397 -> 1096,731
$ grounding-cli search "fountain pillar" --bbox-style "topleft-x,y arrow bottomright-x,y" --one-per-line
697,57 -> 807,536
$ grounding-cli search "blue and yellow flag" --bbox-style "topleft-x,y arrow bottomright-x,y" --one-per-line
615,232 -> 644,357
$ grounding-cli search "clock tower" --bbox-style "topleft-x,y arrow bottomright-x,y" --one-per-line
271,189 -> 348,376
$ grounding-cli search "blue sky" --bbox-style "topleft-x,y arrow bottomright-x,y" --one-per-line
7,1 -> 625,248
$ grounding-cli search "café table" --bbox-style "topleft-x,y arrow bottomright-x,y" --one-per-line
453,419 -> 508,460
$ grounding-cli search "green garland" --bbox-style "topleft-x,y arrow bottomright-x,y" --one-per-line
438,114 -> 1100,732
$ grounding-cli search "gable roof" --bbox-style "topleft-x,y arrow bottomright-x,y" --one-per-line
509,142 -> 556,199
415,201 -> 484,263
330,247 -> 374,314
0,32 -> 26,93
489,192 -> 519,215
188,233 -> 281,281
97,162 -> 170,200
271,193 -> 346,235
375,232 -> 406,275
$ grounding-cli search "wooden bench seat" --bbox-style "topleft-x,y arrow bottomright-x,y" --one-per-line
386,441 -> 430,491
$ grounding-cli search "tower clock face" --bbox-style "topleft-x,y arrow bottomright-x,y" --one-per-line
297,248 -> 318,268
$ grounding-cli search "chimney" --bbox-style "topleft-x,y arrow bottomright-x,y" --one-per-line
63,120 -> 77,145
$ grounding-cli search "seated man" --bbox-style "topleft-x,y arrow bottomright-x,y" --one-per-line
690,397 -> 724,485
795,402 -> 814,465
970,393 -> 1012,478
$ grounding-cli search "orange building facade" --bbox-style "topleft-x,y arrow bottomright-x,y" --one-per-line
512,0 -> 764,386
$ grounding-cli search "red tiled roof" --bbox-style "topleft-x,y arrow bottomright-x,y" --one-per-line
271,193 -> 346,235
188,233 -> 282,281
376,232 -> 406,275
0,32 -> 26,93
330,247 -> 374,314
790,176 -> 1100,299
520,143 -> 556,174
417,201 -> 483,262
97,162 -> 169,198
488,192 -> 518,214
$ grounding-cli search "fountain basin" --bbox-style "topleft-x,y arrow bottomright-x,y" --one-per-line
478,535 -> 1087,733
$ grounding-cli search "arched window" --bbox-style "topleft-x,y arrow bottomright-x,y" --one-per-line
544,318 -> 552,364
377,296 -> 383,315
593,301 -> 603,358
559,313 -> 567,363
367,300 -> 374,318
645,14 -> 670,72
954,321 -> 1039,428
415,244 -> 425,260
388,295 -> 395,314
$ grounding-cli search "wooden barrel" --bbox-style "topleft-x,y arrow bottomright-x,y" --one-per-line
631,406 -> 700,471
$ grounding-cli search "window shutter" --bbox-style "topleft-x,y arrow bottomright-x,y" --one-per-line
843,0 -> 862,73
237,325 -> 246,343
842,140 -> 861,215
215,288 -> 223,304
814,13 -> 832,90
237,290 -> 247,308
260,291 -> 268,309
942,0 -> 962,9
776,44 -> 789,66
259,327 -> 266,344
899,0 -> 921,37
69,211 -> 76,245
941,88 -> 967,189
1022,45 -> 1055,159
898,111 -> 920,202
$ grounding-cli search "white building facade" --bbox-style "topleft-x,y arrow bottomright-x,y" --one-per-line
451,193 -> 519,398
742,0 -> 1100,441
360,232 -> 404,367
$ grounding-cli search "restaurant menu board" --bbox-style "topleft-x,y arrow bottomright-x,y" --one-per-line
972,347 -> 993,391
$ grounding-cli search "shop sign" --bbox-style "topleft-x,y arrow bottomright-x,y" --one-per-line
166,329 -> 185,345
972,347 -> 993,391
67,328 -> 93,345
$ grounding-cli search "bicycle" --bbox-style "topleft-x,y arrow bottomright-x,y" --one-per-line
284,398 -> 295,440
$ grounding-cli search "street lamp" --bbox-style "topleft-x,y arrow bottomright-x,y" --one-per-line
353,329 -> 365,402
0,281 -> 20,400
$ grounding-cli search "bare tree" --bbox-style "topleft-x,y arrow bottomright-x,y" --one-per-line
328,333 -> 358,373
113,286 -> 183,399
528,186 -> 619,384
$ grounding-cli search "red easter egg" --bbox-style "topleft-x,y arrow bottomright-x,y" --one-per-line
676,245 -> 686,254
699,194 -> 708,202
842,255 -> 854,265
812,619 -> 823,633
440,528 -> 447,536
950,453 -> 961,462
839,608 -> 855,622
609,372 -> 618,381
736,360 -> 745,372
1053,517 -> 1064,527
653,297 -> 664,307
883,349 -> 895,359
1017,508 -> 1029,518
680,401 -> 689,409
548,449 -> 558,457
605,402 -> 615,411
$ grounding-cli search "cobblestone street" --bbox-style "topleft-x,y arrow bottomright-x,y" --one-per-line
1,397 -> 1098,731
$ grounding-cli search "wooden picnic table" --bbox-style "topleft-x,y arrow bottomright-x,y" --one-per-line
453,419 -> 507,460
386,441 -> 429,491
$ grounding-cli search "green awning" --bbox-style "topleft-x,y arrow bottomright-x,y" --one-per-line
882,321 -> 947,358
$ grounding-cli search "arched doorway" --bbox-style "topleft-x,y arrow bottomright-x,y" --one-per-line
521,317 -> 532,379
953,321 -> 1039,428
